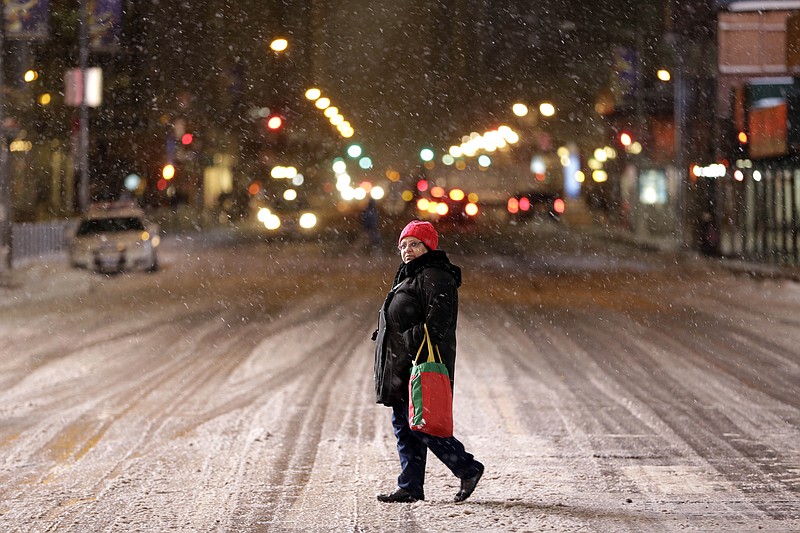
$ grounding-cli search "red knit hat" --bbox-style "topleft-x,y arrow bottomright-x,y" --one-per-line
398,220 -> 438,250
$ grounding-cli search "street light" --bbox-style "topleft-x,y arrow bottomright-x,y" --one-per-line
270,38 -> 288,52
539,102 -> 556,117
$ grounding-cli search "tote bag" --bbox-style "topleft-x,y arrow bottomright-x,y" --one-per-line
408,324 -> 453,437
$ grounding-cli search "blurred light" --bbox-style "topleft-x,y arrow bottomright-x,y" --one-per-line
436,203 -> 449,216
257,207 -> 271,223
468,192 -> 479,203
24,70 -> 38,82
539,102 -> 556,117
353,187 -> 367,200
604,146 -> 617,159
619,132 -> 633,146
181,133 -> 193,145
738,131 -> 748,144
264,213 -> 281,230
593,148 -> 607,162
442,154 -> 455,166
330,114 -> 344,125
753,170 -> 762,182
270,38 -> 288,52
530,156 -> 546,175
324,106 -> 338,118
507,197 -> 519,214
417,198 -> 430,211
299,213 -> 317,229
592,170 -> 608,183
575,170 -> 586,183
588,158 -> 602,170
248,182 -> 261,195
315,97 -> 331,110
9,140 -> 32,152
629,142 -> 643,155
449,189 -> 465,201
553,198 -> 566,214
478,155 -> 491,167
420,148 -> 435,162
332,160 -> 347,174
38,93 -> 51,105
358,156 -> 372,169
417,179 -> 429,192
401,190 -> 414,202
305,88 -> 321,100
292,173 -> 305,186
464,203 -> 479,216
267,115 -> 283,130
449,146 -> 463,158
557,146 -> 570,159
162,164 -> 175,180
347,144 -> 362,158
512,103 -> 528,117
387,170 -> 401,182
455,160 -> 467,170
734,170 -> 744,182
430,186 -> 445,198
657,69 -> 671,82
283,189 -> 297,201
124,173 -> 141,191
371,186 -> 385,199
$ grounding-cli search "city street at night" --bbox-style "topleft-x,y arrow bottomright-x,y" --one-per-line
1,225 -> 799,532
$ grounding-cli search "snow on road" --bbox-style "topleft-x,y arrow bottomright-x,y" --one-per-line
1,227 -> 799,532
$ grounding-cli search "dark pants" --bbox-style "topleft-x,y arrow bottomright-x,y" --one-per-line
390,402 -> 483,499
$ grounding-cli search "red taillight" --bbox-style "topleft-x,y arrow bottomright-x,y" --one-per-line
553,198 -> 566,214
507,197 -> 519,214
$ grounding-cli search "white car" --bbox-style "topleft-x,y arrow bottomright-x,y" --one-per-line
68,204 -> 160,273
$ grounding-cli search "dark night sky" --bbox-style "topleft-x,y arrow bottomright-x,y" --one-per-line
303,0 -> 681,168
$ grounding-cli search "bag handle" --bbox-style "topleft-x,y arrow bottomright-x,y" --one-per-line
414,324 -> 443,365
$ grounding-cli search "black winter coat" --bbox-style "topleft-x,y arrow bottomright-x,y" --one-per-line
373,250 -> 462,406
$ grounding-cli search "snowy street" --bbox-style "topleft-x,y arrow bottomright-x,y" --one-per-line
1,225 -> 799,532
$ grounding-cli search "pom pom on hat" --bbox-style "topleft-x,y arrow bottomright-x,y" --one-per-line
398,220 -> 438,250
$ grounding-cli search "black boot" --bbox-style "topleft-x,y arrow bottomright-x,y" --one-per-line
377,487 -> 424,503
454,463 -> 484,502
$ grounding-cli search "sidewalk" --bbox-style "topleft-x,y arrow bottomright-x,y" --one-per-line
582,221 -> 800,282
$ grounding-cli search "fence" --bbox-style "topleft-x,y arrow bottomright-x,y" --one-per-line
11,220 -> 72,264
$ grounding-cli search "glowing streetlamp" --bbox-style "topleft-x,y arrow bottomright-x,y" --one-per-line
539,102 -> 556,117
512,103 -> 529,117
270,38 -> 288,52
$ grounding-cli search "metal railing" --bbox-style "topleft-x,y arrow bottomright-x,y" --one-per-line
11,220 -> 72,264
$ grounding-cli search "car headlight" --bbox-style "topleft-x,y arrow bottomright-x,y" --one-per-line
299,213 -> 317,229
263,213 -> 281,230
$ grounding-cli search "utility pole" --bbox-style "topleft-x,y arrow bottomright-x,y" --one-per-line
0,10 -> 11,272
78,0 -> 90,213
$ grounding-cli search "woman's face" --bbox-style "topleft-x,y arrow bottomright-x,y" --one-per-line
398,237 -> 428,263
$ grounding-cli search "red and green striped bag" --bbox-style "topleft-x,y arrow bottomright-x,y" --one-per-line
408,324 -> 453,437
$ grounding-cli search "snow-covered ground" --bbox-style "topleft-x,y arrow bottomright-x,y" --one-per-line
1,226 -> 799,532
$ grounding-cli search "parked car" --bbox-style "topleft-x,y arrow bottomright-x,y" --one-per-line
68,202 -> 160,273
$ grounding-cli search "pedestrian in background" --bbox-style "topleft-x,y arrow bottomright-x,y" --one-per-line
360,198 -> 381,252
372,220 -> 484,503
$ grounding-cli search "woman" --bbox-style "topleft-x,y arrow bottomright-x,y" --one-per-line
373,220 -> 484,503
